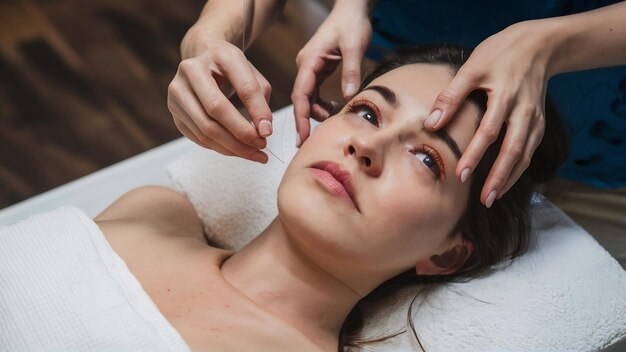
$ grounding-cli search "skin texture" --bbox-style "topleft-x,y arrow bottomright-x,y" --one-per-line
100,63 -> 480,351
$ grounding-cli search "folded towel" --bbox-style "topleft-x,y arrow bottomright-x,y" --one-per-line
166,105 -> 626,351
0,206 -> 189,352
167,105 -> 300,250
360,198 -> 626,351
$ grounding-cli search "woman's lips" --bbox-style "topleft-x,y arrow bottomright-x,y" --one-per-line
309,161 -> 360,211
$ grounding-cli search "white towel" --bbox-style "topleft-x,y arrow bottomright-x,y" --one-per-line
167,105 -> 300,250
359,199 -> 626,352
0,206 -> 189,352
166,105 -> 626,351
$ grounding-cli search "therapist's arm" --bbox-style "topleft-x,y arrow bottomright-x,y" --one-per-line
168,0 -> 286,164
182,0 -> 287,59
547,1 -> 626,75
426,1 -> 626,208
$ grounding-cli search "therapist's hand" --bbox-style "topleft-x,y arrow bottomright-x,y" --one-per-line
168,40 -> 272,163
425,21 -> 554,207
291,0 -> 372,146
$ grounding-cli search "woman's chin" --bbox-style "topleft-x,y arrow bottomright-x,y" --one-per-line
277,172 -> 357,229
277,181 -> 360,252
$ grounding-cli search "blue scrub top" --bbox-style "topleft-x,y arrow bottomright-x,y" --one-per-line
368,0 -> 626,188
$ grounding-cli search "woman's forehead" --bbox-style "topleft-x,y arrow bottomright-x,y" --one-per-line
365,63 -> 479,153
367,64 -> 454,106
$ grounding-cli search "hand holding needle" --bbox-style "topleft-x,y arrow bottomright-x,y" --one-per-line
166,0 -> 283,164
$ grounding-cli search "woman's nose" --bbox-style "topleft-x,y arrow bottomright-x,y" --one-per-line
346,135 -> 383,177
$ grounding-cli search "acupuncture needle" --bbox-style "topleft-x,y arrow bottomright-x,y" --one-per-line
242,0 -> 285,165
247,112 -> 285,164
264,145 -> 285,164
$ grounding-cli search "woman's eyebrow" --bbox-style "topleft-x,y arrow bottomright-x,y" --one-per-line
363,85 -> 398,107
363,85 -> 462,161
431,129 -> 462,160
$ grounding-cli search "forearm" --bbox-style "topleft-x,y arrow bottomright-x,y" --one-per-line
333,0 -> 376,17
181,0 -> 287,59
545,1 -> 626,76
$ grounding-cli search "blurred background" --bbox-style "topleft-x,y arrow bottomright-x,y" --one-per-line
0,0 -> 342,209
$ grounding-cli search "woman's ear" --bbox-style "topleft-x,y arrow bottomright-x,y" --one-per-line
414,236 -> 474,276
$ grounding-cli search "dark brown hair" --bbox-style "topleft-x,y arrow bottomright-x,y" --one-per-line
338,44 -> 569,351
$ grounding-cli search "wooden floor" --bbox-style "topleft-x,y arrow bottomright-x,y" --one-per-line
0,0 -> 340,209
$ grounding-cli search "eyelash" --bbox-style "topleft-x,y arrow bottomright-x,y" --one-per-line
412,144 -> 445,179
345,99 -> 446,179
347,99 -> 381,126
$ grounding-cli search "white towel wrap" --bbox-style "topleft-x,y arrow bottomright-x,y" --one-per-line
0,206 -> 190,352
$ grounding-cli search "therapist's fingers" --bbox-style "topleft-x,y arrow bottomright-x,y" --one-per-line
174,117 -> 235,157
312,97 -> 344,121
170,98 -> 235,156
497,118 -> 545,198
212,51 -> 273,138
248,62 -> 273,137
249,62 -> 272,104
292,64 -> 317,147
455,91 -> 510,183
169,86 -> 268,163
340,43 -> 365,99
292,50 -> 343,147
173,114 -> 203,147
180,60 -> 264,150
479,105 -> 533,207
426,67 -> 482,130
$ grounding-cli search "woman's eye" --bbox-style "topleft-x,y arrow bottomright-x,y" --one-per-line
415,151 -> 440,176
356,108 -> 379,126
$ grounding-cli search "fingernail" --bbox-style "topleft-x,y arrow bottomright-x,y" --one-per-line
425,109 -> 442,129
460,168 -> 471,183
259,119 -> 272,137
485,190 -> 497,208
296,134 -> 301,148
254,138 -> 266,149
344,83 -> 356,97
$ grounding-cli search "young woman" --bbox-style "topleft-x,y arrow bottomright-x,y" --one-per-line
97,45 -> 568,351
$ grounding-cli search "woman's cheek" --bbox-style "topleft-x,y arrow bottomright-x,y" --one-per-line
343,112 -> 365,128
383,191 -> 442,232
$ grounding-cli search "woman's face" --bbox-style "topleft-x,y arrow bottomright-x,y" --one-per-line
278,64 -> 479,276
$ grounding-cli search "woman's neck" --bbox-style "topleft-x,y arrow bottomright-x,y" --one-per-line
219,216 -> 371,349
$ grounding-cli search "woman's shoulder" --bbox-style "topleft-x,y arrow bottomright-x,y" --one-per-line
94,185 -> 232,271
94,185 -> 233,291
95,185 -> 204,241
